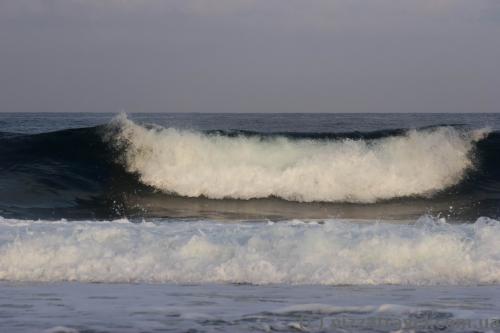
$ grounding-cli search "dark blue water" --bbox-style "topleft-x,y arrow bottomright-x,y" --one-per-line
1,113 -> 500,221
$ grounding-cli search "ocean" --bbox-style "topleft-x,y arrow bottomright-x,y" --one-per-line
1,113 -> 500,332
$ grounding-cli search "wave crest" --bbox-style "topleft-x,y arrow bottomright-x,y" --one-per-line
108,115 -> 488,203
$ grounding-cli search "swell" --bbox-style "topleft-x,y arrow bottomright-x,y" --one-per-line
0,116 -> 499,219
0,126 -> 146,218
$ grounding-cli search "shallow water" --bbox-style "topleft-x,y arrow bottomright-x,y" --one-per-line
2,282 -> 500,332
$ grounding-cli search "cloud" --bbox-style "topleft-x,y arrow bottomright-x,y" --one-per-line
1,0 -> 499,113
0,0 -> 487,20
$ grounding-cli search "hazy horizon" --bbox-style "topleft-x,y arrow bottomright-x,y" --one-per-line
1,0 -> 500,113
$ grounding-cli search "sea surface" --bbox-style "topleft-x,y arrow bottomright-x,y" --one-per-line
1,113 -> 500,332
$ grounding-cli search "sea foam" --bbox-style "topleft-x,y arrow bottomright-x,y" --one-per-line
1,216 -> 499,285
108,115 -> 488,203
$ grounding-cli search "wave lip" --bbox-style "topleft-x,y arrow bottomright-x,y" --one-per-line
1,216 -> 499,285
108,115 -> 488,203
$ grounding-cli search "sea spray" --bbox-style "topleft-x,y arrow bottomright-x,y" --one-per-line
108,114 -> 489,203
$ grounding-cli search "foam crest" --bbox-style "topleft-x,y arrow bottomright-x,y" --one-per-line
1,216 -> 500,285
108,115 -> 487,203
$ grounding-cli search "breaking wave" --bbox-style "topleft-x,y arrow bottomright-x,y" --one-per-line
1,114 -> 499,220
1,216 -> 500,285
109,115 -> 489,203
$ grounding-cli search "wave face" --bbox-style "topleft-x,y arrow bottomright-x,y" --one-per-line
1,216 -> 499,285
1,115 -> 500,220
110,115 -> 488,203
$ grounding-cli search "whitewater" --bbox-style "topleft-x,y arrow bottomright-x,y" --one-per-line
109,114 -> 489,203
1,215 -> 500,285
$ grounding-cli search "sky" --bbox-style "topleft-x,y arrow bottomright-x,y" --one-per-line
0,0 -> 499,113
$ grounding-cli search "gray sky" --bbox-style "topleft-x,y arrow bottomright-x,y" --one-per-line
1,0 -> 499,113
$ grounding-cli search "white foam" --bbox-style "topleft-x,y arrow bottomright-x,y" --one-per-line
272,303 -> 428,315
271,304 -> 376,314
107,114 -> 488,203
1,216 -> 500,285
